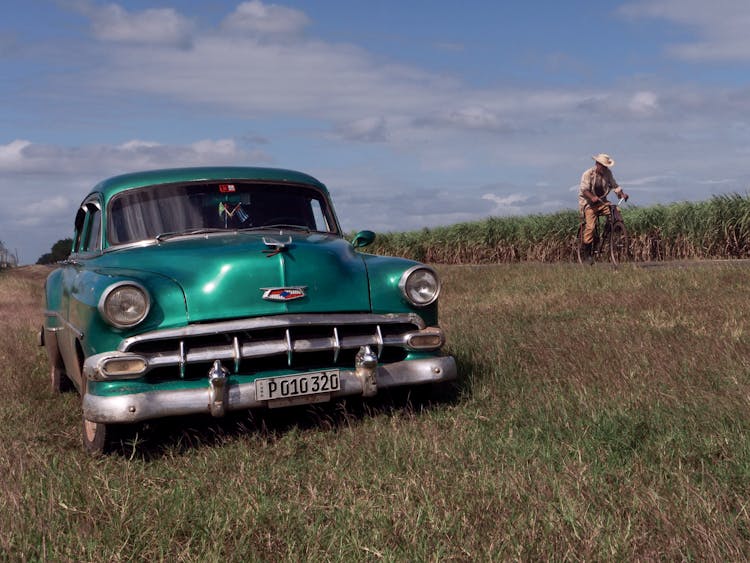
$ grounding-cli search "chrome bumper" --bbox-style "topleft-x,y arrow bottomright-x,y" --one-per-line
82,356 -> 457,424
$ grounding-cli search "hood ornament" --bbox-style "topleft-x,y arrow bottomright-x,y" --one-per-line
262,235 -> 292,257
261,287 -> 307,301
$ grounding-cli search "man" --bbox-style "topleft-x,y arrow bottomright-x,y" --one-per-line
578,153 -> 629,263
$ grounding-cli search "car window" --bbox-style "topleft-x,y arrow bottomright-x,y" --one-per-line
108,182 -> 338,245
82,206 -> 102,252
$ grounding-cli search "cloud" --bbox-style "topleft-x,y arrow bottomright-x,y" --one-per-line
335,116 -> 389,142
420,106 -> 515,133
84,3 -> 194,47
629,91 -> 660,115
222,1 -> 310,35
620,0 -> 750,61
0,140 -> 32,169
481,193 -> 529,215
0,138 -> 271,176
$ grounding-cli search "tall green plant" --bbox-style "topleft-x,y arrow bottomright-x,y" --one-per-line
368,194 -> 750,263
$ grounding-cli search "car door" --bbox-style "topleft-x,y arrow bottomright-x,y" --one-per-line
58,198 -> 102,388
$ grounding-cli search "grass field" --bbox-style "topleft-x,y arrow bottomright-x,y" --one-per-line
2,262 -> 750,560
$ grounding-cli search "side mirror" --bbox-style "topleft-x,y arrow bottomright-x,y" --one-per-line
352,230 -> 375,248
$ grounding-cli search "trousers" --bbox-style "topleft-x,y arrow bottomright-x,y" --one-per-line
581,201 -> 611,245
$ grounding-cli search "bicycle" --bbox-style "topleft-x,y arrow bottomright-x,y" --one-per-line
576,198 -> 629,266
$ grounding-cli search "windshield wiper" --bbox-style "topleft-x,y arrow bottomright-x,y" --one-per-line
240,224 -> 311,233
155,228 -> 230,241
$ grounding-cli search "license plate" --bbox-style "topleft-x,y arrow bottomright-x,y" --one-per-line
255,370 -> 340,401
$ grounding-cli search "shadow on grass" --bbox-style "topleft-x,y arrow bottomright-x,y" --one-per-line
106,370 -> 474,460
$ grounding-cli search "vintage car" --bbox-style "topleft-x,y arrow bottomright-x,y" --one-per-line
41,167 -> 456,453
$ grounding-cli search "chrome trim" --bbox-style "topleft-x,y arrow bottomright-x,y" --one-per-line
233,336 -> 241,373
45,311 -> 84,340
404,327 -> 446,351
285,329 -> 293,366
82,356 -> 457,424
332,327 -> 340,363
84,324 -> 445,381
375,325 -> 384,358
355,345 -> 378,397
262,235 -> 292,248
179,341 -> 186,378
119,313 -> 425,350
208,360 -> 228,417
84,352 -> 148,381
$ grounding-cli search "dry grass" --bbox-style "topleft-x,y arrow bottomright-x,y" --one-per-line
2,262 -> 750,560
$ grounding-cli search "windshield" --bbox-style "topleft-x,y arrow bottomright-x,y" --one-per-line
107,181 -> 338,245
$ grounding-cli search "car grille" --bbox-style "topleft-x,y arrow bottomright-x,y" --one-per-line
119,313 -> 426,380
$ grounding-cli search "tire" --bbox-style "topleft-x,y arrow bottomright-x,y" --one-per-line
81,378 -> 121,455
50,364 -> 73,394
82,415 -> 112,455
609,222 -> 629,266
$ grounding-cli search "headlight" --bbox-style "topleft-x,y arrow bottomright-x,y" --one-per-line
98,282 -> 150,328
399,266 -> 440,307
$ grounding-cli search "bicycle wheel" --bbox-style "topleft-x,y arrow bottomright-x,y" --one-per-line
609,221 -> 629,266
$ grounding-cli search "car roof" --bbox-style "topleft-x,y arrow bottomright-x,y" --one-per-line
90,166 -> 329,202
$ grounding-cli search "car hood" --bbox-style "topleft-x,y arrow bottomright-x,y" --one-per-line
100,232 -> 371,322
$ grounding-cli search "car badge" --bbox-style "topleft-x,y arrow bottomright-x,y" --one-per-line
261,287 -> 307,301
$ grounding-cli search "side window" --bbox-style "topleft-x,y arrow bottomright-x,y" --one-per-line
310,199 -> 328,231
75,202 -> 102,254
73,208 -> 86,254
83,206 -> 102,251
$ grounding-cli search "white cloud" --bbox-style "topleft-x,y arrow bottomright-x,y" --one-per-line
335,116 -> 389,142
481,193 -> 529,215
621,174 -> 675,187
433,106 -> 513,133
222,1 -> 310,35
620,0 -> 750,61
0,138 -> 270,176
629,91 -> 659,115
86,3 -> 194,47
0,140 -> 32,168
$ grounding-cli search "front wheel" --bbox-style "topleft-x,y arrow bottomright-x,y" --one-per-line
82,416 -> 109,455
50,364 -> 73,394
609,222 -> 629,266
81,379 -> 123,455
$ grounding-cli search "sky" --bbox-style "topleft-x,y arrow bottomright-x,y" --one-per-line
1,0 -> 749,264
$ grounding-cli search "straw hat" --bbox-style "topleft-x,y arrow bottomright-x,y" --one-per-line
593,153 -> 615,167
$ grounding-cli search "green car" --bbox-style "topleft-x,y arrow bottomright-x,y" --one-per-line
41,167 -> 456,454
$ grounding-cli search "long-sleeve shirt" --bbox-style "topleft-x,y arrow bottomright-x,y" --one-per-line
578,166 -> 620,210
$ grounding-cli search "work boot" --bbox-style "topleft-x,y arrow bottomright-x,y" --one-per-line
582,243 -> 594,265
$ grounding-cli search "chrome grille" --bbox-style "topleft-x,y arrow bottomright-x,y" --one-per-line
119,313 -> 425,378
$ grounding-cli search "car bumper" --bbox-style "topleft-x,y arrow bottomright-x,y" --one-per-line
82,355 -> 457,424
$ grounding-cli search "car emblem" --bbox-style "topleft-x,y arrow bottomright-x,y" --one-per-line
261,287 -> 307,301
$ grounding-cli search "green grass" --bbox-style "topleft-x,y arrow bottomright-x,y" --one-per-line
2,263 -> 750,560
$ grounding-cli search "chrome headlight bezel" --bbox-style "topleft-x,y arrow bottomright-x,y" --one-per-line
98,281 -> 151,329
398,265 -> 441,307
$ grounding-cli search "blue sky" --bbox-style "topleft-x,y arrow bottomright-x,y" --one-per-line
1,0 -> 749,263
